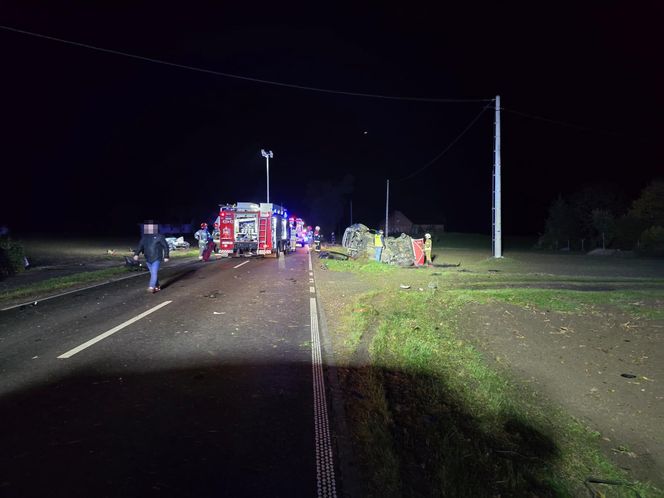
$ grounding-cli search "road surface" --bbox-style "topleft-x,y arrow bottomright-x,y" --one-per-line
0,249 -> 337,497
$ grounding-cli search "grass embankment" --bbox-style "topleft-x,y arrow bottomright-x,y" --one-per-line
0,267 -> 129,302
0,248 -> 198,303
326,257 -> 660,497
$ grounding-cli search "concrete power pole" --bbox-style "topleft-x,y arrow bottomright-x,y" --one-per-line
385,179 -> 390,236
492,96 -> 502,258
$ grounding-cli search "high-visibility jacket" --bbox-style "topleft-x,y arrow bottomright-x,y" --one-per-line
424,239 -> 432,252
374,233 -> 384,248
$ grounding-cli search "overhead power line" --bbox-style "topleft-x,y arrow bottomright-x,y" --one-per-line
0,25 -> 492,104
395,104 -> 491,182
503,107 -> 653,141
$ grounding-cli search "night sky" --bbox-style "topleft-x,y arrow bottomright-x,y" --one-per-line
1,3 -> 662,236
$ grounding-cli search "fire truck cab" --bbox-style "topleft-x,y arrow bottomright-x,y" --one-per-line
217,202 -> 290,257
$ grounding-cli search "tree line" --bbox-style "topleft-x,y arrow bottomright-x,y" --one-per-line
539,180 -> 664,255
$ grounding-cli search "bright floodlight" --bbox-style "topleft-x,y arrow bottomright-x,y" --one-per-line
261,149 -> 273,159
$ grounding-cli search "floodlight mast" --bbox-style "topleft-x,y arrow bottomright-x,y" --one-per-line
492,95 -> 502,258
261,149 -> 273,203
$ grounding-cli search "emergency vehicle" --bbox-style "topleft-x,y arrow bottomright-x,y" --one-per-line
293,217 -> 307,247
217,202 -> 290,257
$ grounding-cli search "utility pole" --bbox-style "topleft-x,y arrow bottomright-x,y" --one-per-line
261,149 -> 273,203
385,179 -> 390,236
492,95 -> 502,258
350,199 -> 353,226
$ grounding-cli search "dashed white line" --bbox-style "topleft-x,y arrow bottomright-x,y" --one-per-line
57,301 -> 172,358
310,286 -> 316,294
233,260 -> 250,269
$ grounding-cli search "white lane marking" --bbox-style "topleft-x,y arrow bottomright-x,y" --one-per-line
309,278 -> 314,283
1,272 -> 145,311
1,259 -> 213,312
233,260 -> 250,269
308,253 -> 312,272
309,272 -> 313,277
310,286 -> 315,294
57,301 -> 172,358
310,297 -> 337,498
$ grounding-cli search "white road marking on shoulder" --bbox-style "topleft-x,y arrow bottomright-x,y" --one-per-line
233,261 -> 250,269
1,272 -> 145,311
309,272 -> 313,277
57,301 -> 172,358
310,296 -> 337,497
310,286 -> 316,293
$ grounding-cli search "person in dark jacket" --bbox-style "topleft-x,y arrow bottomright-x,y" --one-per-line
133,222 -> 170,293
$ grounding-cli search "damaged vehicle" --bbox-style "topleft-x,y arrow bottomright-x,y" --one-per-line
165,236 -> 191,251
342,224 -> 424,266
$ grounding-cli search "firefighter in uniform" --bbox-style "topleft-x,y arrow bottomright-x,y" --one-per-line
212,222 -> 221,258
424,233 -> 433,266
374,229 -> 384,262
313,226 -> 322,252
194,223 -> 211,260
289,219 -> 298,252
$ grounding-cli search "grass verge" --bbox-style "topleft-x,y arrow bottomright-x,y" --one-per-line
0,267 -> 129,303
337,288 -> 659,497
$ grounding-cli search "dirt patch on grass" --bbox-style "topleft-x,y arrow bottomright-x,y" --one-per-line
460,302 -> 664,488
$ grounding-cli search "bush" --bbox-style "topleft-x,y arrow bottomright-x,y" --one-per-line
0,237 -> 26,277
639,226 -> 664,256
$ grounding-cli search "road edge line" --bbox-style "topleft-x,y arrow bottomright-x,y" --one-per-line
313,262 -> 362,498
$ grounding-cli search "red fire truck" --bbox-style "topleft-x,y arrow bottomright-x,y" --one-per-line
217,202 -> 290,257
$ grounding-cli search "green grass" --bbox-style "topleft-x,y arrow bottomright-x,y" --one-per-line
338,289 -> 659,497
324,258 -> 399,274
448,287 -> 664,320
0,267 -> 129,302
168,248 -> 198,259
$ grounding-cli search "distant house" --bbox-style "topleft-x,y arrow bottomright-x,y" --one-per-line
412,222 -> 445,236
159,223 -> 193,235
379,210 -> 414,235
137,223 -> 193,235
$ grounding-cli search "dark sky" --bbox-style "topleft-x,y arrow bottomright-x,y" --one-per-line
1,2 -> 662,235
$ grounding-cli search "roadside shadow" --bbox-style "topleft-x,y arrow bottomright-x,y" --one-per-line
336,365 -> 560,497
159,266 -> 199,289
0,361 -> 560,497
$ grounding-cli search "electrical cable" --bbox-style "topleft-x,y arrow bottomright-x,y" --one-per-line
0,25 -> 492,104
394,104 -> 491,182
503,107 -> 653,141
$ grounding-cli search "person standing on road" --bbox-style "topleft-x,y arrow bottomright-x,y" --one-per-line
194,223 -> 211,260
313,226 -> 322,252
134,222 -> 170,293
212,222 -> 221,258
424,233 -> 433,266
374,229 -> 384,262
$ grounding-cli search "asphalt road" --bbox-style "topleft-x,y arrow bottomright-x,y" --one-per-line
0,248 -> 336,497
